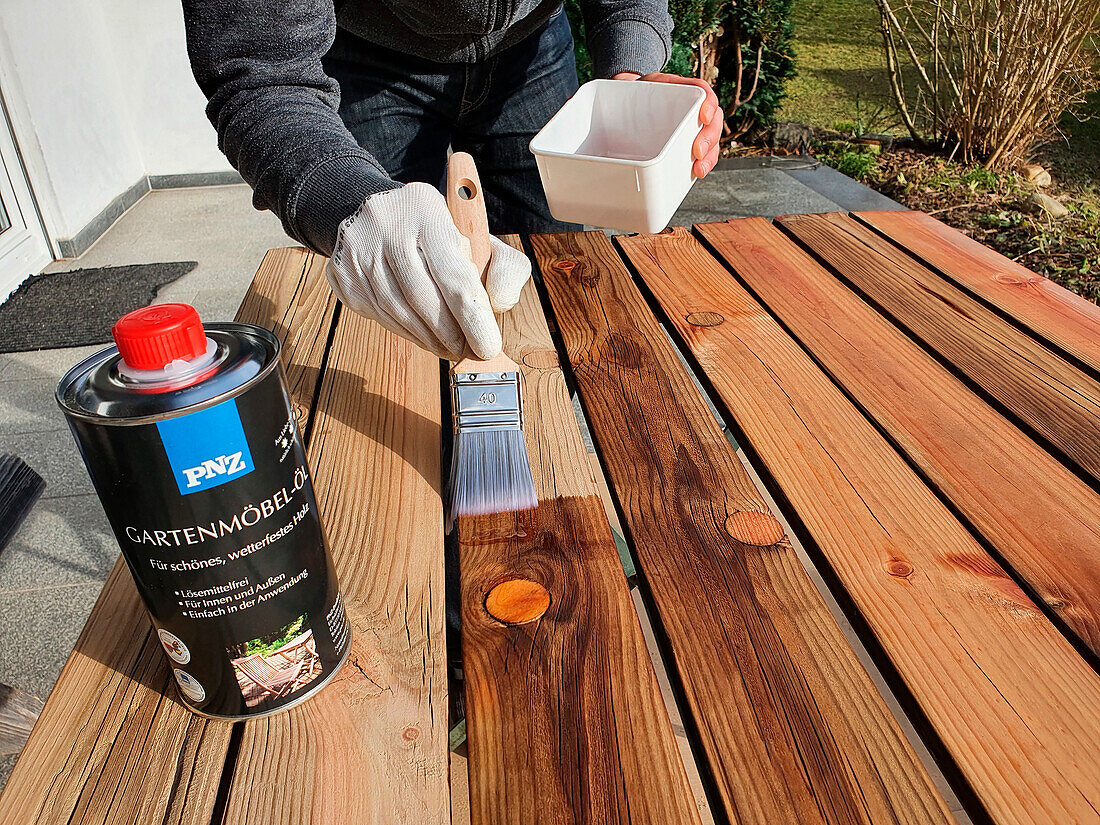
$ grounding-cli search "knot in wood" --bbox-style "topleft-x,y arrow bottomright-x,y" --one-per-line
886,559 -> 914,578
485,579 -> 551,625
554,258 -> 597,285
685,311 -> 726,328
724,511 -> 784,546
604,333 -> 642,369
521,349 -> 560,370
993,273 -> 1041,287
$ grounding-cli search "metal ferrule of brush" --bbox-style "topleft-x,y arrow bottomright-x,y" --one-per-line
451,372 -> 524,433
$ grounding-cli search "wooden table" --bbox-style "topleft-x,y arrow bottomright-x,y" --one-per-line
2,211 -> 1098,825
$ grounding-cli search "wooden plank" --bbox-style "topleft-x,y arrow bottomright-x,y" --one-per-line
458,237 -> 701,825
624,224 -> 1100,825
0,248 -> 336,825
0,685 -> 42,757
532,231 -> 953,825
779,212 -> 1100,483
223,305 -> 449,819
702,216 -> 1100,654
855,210 -> 1100,373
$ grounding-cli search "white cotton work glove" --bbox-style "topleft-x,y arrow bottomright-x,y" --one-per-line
325,183 -> 532,360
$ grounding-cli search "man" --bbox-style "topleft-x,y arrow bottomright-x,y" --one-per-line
183,1 -> 721,360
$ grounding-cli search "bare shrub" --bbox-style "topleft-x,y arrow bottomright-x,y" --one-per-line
876,0 -> 1100,168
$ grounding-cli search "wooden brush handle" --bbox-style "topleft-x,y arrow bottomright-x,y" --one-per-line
447,152 -> 516,371
446,152 -> 493,285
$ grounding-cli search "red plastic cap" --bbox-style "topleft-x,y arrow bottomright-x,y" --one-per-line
112,303 -> 207,370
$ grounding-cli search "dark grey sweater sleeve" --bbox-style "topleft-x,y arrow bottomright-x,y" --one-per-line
182,0 -> 400,255
578,0 -> 673,78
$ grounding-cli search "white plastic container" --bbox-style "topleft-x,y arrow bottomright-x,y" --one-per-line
530,79 -> 706,234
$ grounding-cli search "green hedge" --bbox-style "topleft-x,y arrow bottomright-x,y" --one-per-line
564,0 -> 796,135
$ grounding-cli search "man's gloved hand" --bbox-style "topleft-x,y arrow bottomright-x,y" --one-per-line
325,183 -> 532,360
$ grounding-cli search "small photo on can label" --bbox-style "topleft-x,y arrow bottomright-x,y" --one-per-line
229,614 -> 321,708
158,629 -> 191,664
173,669 -> 206,703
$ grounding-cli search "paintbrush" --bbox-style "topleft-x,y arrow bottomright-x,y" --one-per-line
445,152 -> 537,525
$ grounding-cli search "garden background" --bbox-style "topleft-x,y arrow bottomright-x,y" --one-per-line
568,0 -> 1100,302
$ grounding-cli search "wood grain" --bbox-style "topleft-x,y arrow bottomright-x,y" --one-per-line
855,210 -> 1100,373
0,685 -> 42,757
458,237 -> 701,825
779,211 -> 1100,483
532,230 -> 953,825
223,303 -> 449,820
701,217 -> 1100,654
446,152 -> 493,275
623,225 -> 1100,825
0,247 -> 336,825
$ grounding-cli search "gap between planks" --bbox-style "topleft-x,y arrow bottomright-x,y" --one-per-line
853,210 -> 1100,376
456,236 -> 703,825
532,230 -> 955,825
620,224 -> 1100,825
704,216 -> 1100,659
0,247 -> 337,825
221,289 -> 449,822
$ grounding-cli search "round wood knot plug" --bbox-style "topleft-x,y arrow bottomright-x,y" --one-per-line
555,258 -> 597,285
686,311 -> 725,328
725,511 -> 784,546
886,559 -> 914,578
522,349 -> 559,369
485,579 -> 551,625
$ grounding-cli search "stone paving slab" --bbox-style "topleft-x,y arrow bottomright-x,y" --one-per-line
0,379 -> 69,437
0,429 -> 95,500
0,755 -> 15,797
0,582 -> 103,701
189,286 -> 256,323
0,345 -> 104,382
673,166 -> 843,226
0,495 -> 117,593
780,161 -> 904,212
671,157 -> 903,228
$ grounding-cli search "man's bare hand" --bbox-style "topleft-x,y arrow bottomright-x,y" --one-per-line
612,71 -> 722,178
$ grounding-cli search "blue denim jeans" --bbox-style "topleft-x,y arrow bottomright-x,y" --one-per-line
324,9 -> 580,235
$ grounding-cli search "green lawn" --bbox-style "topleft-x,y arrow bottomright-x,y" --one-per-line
776,1 -> 1099,302
778,0 -> 1100,167
778,0 -> 896,132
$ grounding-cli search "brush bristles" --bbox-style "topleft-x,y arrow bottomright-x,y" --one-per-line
448,429 -> 537,524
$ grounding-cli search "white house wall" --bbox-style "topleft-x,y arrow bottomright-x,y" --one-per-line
100,0 -> 230,178
0,0 -> 231,245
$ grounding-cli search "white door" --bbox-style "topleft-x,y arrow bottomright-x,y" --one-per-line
0,99 -> 51,301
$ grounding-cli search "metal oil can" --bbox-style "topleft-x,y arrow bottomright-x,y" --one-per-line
57,303 -> 350,718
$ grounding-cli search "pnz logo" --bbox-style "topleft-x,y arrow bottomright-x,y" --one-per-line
157,400 -> 255,495
181,451 -> 249,489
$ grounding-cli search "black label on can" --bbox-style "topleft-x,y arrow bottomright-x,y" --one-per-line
65,367 -> 349,718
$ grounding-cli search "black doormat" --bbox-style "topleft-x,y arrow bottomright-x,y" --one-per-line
0,262 -> 197,353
